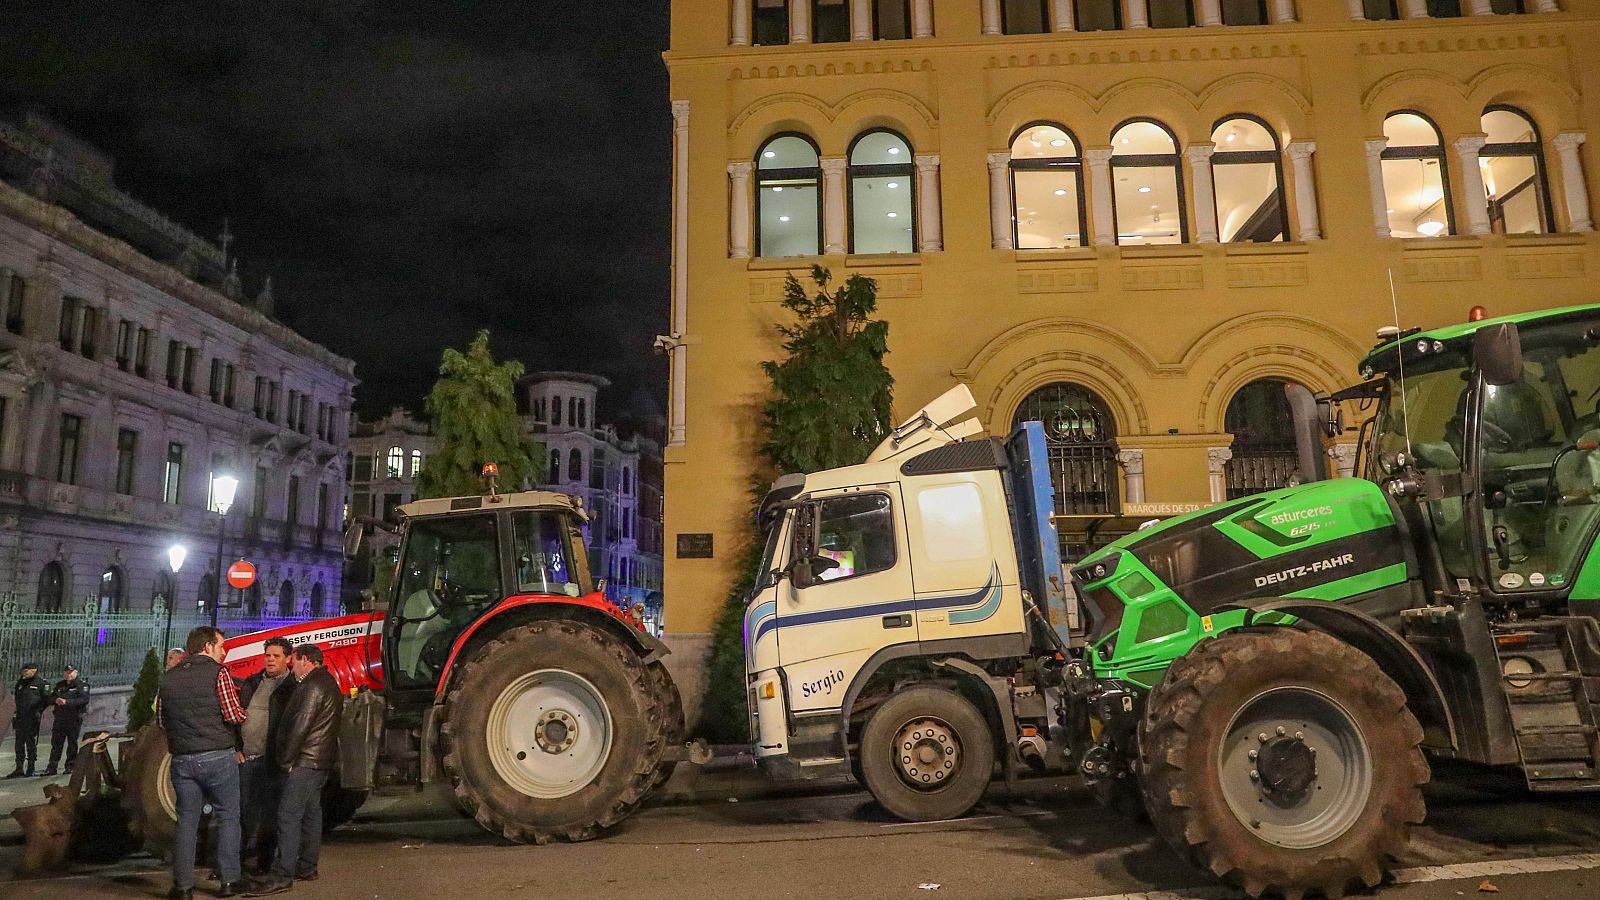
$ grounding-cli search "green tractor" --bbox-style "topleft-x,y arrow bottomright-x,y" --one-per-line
1073,304 -> 1600,898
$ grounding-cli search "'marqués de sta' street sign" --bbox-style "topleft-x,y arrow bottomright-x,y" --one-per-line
226,560 -> 257,590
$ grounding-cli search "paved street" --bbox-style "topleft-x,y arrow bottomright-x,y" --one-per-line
4,767 -> 1600,900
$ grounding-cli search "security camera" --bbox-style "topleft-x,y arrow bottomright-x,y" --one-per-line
653,333 -> 682,355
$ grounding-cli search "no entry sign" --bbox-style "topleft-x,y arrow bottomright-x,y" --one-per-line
226,560 -> 257,590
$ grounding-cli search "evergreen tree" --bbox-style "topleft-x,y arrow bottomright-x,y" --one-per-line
126,647 -> 162,731
414,330 -> 544,499
699,266 -> 893,741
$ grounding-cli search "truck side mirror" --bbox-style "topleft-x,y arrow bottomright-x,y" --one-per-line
343,521 -> 366,560
1475,323 -> 1524,386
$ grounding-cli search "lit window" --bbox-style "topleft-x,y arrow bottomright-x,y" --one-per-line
1010,123 -> 1084,249
411,449 -> 424,477
756,135 -> 822,258
1480,106 -> 1551,235
1210,116 -> 1287,243
387,446 -> 404,478
848,130 -> 914,254
1111,120 -> 1187,245
1382,111 -> 1455,238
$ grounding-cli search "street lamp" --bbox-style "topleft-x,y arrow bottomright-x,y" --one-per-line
209,473 -> 239,628
163,544 -> 187,651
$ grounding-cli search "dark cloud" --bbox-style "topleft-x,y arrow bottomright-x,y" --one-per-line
0,0 -> 670,419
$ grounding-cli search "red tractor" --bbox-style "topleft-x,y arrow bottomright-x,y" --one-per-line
121,489 -> 692,854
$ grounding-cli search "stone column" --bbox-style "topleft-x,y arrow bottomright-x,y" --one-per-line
1187,144 -> 1220,244
1287,141 -> 1322,240
1400,0 -> 1429,18
669,100 -> 690,447
1346,0 -> 1366,19
790,0 -> 811,43
1365,139 -> 1392,237
981,0 -> 1002,34
1465,0 -> 1493,13
1207,447 -> 1234,504
1332,443 -> 1359,479
1085,147 -> 1117,246
915,154 -> 943,252
913,0 -> 934,37
1124,0 -> 1150,29
731,0 -> 752,45
1117,449 -> 1146,505
1530,0 -> 1561,11
1452,135 -> 1491,236
21,380 -> 57,479
820,158 -> 849,254
1553,131 -> 1593,232
851,0 -> 872,39
987,152 -> 1014,250
1198,0 -> 1223,26
1051,0 -> 1076,30
1269,0 -> 1297,22
728,162 -> 754,259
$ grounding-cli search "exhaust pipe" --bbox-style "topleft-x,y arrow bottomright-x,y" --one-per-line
1285,383 -> 1330,484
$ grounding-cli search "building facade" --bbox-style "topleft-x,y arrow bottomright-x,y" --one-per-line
662,1 -> 1600,637
346,373 -> 666,628
0,116 -> 357,642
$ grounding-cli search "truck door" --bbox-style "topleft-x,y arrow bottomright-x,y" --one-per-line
779,487 -> 914,712
904,472 -> 1025,646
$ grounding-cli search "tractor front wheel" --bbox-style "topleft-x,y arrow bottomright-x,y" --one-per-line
1139,628 -> 1429,899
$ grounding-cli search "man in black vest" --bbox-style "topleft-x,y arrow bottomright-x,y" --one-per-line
246,644 -> 341,896
6,662 -> 47,778
40,663 -> 90,776
159,626 -> 248,900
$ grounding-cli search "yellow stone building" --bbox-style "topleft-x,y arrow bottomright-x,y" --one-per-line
661,0 -> 1600,651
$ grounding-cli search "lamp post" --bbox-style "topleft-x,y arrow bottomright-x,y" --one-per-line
164,544 -> 187,652
209,473 -> 239,629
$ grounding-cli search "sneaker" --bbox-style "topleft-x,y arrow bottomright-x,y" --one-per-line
244,877 -> 294,896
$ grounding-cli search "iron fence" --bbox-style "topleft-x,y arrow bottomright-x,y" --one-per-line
0,593 -> 317,687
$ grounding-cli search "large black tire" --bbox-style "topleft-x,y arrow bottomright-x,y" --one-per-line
438,620 -> 669,843
858,685 -> 995,822
646,661 -> 685,789
1139,629 -> 1430,899
119,724 -> 178,858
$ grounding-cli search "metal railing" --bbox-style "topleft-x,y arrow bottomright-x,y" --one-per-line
0,593 -> 319,687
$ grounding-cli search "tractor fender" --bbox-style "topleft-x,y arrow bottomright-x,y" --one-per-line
1234,599 -> 1457,751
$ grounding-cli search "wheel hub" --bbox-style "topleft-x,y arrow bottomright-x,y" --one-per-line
1256,734 -> 1317,799
534,710 -> 579,754
893,718 -> 959,790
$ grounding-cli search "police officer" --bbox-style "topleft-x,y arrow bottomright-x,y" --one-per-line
6,662 -> 48,778
40,663 -> 90,776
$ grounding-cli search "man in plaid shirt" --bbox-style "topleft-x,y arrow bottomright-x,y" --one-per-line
159,626 -> 248,899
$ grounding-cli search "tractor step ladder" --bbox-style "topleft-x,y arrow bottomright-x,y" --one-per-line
1493,617 -> 1600,790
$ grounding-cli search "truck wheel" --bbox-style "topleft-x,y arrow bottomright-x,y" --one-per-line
119,724 -> 178,858
646,661 -> 685,789
439,620 -> 669,843
1140,629 -> 1429,899
858,686 -> 995,822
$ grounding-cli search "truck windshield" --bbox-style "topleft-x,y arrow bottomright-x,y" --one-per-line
750,511 -> 789,598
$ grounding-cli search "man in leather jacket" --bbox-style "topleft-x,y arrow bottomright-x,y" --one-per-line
247,644 -> 341,896
6,663 -> 47,778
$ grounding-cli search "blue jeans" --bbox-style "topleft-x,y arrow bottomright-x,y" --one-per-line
240,756 -> 284,872
171,749 -> 241,890
273,766 -> 328,879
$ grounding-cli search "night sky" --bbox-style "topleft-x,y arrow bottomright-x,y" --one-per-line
0,1 -> 671,421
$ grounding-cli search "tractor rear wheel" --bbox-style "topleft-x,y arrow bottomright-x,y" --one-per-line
646,661 -> 685,789
1139,628 -> 1429,899
119,724 -> 178,858
858,685 -> 995,822
439,620 -> 669,843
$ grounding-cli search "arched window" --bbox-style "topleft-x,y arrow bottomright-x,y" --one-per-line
1112,119 -> 1187,245
753,0 -> 790,46
1012,383 -> 1119,559
872,0 -> 911,38
756,134 -> 822,258
38,562 -> 67,612
1001,0 -> 1049,33
245,582 -> 262,615
848,130 -> 915,254
1221,0 -> 1268,25
279,580 -> 296,617
568,448 -> 583,482
410,449 -> 423,477
1382,111 -> 1455,238
386,446 -> 403,478
1211,116 -> 1287,243
568,397 -> 577,427
1148,0 -> 1194,28
1075,0 -> 1121,29
311,582 -> 327,617
1224,379 -> 1301,499
153,571 -> 176,612
1481,106 -> 1552,235
552,394 -> 563,426
549,449 -> 561,482
1010,123 -> 1085,249
98,565 -> 126,613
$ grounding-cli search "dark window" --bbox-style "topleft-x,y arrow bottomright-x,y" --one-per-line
1076,0 -> 1121,29
568,396 -> 577,427
1490,0 -> 1525,11
254,376 -> 266,418
568,448 -> 582,481
311,582 -> 327,616
78,306 -> 98,359
1221,0 -> 1268,24
591,447 -> 606,490
153,571 -> 176,612
210,359 -> 224,403
1211,116 -> 1288,242
1011,123 -> 1086,248
98,565 -> 126,613
224,364 -> 236,407
135,328 -> 150,377
57,414 -> 82,484
813,0 -> 849,41
267,381 -> 280,422
849,130 -> 915,254
164,442 -> 184,505
353,455 -> 372,483
115,428 -> 138,495
1426,0 -> 1461,15
116,321 -> 133,371
1002,0 -> 1050,33
756,134 -> 823,258
754,0 -> 789,45
551,394 -> 563,426
38,562 -> 66,612
182,346 -> 197,393
0,267 -> 24,334
383,492 -> 403,520
577,397 -> 587,429
58,296 -> 80,351
550,449 -> 561,482
1224,379 -> 1301,498
352,490 -> 369,520
254,466 -> 270,518
1362,0 -> 1399,18
166,340 -> 182,389
199,573 -> 218,610
1012,383 -> 1120,560
874,0 -> 911,38
278,580 -> 296,615
1148,0 -> 1194,28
